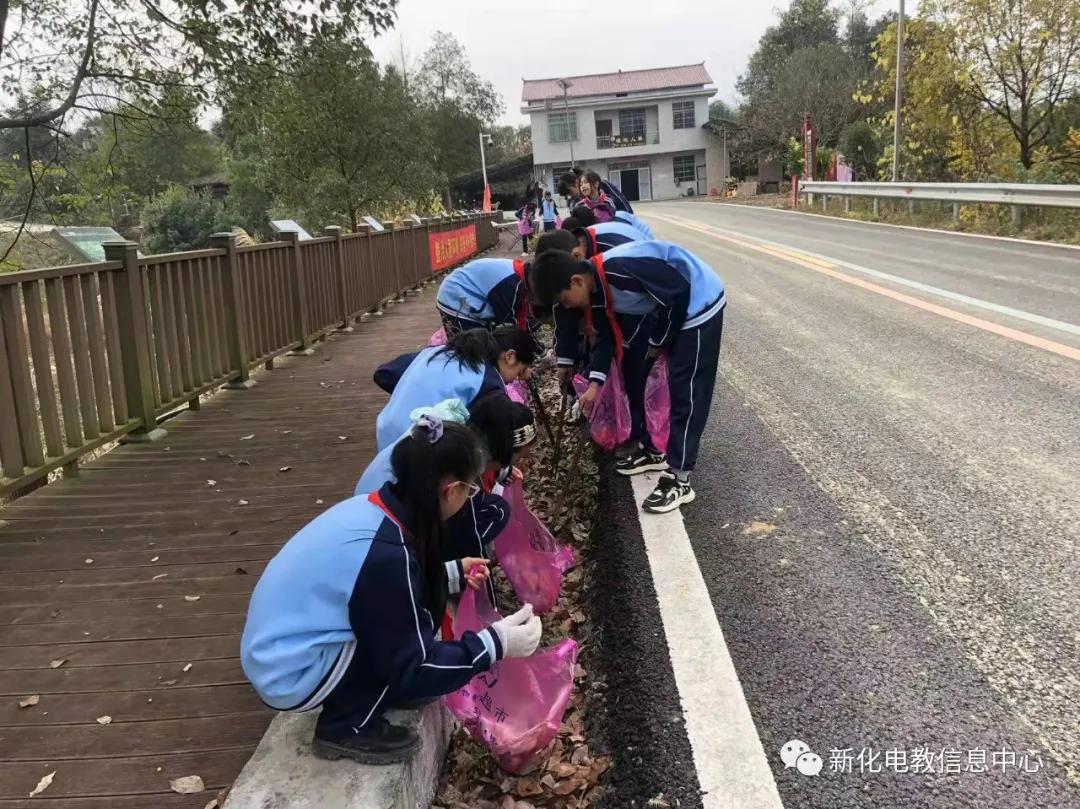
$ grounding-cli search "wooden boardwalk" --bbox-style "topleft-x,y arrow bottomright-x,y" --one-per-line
0,289 -> 441,807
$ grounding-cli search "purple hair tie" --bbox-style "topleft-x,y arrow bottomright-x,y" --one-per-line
412,414 -> 444,444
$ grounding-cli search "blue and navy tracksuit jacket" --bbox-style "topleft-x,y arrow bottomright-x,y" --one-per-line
614,211 -> 654,239
354,432 -> 511,572
374,347 -> 505,449
579,240 -> 725,376
436,258 -> 527,329
600,179 -> 634,213
553,225 -> 647,381
579,221 -> 648,258
583,241 -> 727,471
240,484 -> 502,718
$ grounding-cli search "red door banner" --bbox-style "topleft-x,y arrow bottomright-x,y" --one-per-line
429,224 -> 478,273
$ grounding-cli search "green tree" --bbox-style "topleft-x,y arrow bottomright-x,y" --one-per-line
226,39 -> 439,231
0,0 -> 397,133
838,120 -> 882,179
416,32 -> 503,191
140,185 -> 230,254
922,0 -> 1080,168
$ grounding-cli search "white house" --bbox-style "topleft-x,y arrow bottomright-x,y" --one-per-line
521,63 -> 729,203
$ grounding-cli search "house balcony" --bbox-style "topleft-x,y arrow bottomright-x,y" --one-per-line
596,131 -> 660,150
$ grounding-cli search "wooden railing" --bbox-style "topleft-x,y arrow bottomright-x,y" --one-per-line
0,213 -> 498,497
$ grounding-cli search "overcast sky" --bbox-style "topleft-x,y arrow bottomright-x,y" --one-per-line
370,0 -> 913,125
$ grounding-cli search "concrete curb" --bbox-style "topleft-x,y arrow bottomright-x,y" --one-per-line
223,703 -> 454,809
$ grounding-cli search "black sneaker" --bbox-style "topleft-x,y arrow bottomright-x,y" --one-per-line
642,472 -> 696,513
312,719 -> 420,765
616,448 -> 668,476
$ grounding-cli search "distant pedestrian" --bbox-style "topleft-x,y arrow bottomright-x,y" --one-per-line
540,191 -> 559,231
516,200 -> 537,254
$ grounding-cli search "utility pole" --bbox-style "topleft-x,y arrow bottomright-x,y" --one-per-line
892,0 -> 905,181
556,78 -> 575,167
478,131 -> 492,211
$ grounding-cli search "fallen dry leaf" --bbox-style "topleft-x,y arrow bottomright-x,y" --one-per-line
206,480 -> 216,487
184,595 -> 201,602
237,499 -> 249,506
514,778 -> 543,797
28,771 -> 55,798
742,520 -> 777,537
96,715 -> 112,725
235,567 -> 248,575
18,695 -> 39,708
170,775 -> 205,794
49,659 -> 66,669
84,558 -> 93,564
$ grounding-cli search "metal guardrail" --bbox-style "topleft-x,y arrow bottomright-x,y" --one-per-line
799,181 -> 1080,209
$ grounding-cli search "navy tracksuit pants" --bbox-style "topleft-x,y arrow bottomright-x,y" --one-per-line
618,313 -> 653,450
665,308 -> 724,474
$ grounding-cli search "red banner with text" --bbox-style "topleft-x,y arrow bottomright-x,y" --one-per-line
429,224 -> 478,273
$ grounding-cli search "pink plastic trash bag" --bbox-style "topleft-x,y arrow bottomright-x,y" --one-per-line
494,483 -> 575,615
571,362 -> 631,451
506,379 -> 528,405
427,327 -> 447,346
644,355 -> 671,454
506,482 -> 576,570
444,588 -> 578,774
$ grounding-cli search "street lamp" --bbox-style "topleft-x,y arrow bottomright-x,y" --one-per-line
892,0 -> 905,181
556,78 -> 574,168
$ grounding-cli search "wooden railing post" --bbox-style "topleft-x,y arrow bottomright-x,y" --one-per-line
281,230 -> 314,354
209,233 -> 257,389
383,221 -> 406,304
323,226 -> 353,332
104,241 -> 167,442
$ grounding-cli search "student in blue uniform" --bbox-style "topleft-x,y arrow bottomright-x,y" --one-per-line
241,417 -> 543,763
558,211 -> 646,258
557,168 -> 634,214
530,242 -> 726,513
373,327 -> 536,450
534,227 -> 655,459
540,191 -> 559,232
357,394 -> 536,566
614,210 -> 654,239
436,254 -> 538,341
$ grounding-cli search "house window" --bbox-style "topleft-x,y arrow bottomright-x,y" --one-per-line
672,101 -> 696,129
673,155 -> 696,183
548,111 -> 577,144
618,109 -> 646,139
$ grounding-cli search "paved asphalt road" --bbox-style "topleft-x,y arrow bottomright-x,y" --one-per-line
633,202 -> 1080,809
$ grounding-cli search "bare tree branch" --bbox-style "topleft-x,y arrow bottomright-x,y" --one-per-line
0,0 -> 101,129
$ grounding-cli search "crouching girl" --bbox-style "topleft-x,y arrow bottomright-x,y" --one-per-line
240,416 -> 542,764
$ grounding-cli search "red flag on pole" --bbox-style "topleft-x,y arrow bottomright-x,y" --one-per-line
482,183 -> 492,213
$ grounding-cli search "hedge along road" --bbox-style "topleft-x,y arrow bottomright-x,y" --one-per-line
601,201 -> 1079,809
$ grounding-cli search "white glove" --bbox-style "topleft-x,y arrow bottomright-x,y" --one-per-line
490,604 -> 542,659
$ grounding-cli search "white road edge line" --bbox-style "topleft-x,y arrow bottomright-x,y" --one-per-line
675,200 -> 1080,253
630,473 -> 785,809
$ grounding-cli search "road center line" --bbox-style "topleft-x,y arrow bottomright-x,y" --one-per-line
650,213 -> 1080,363
629,473 -> 784,809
